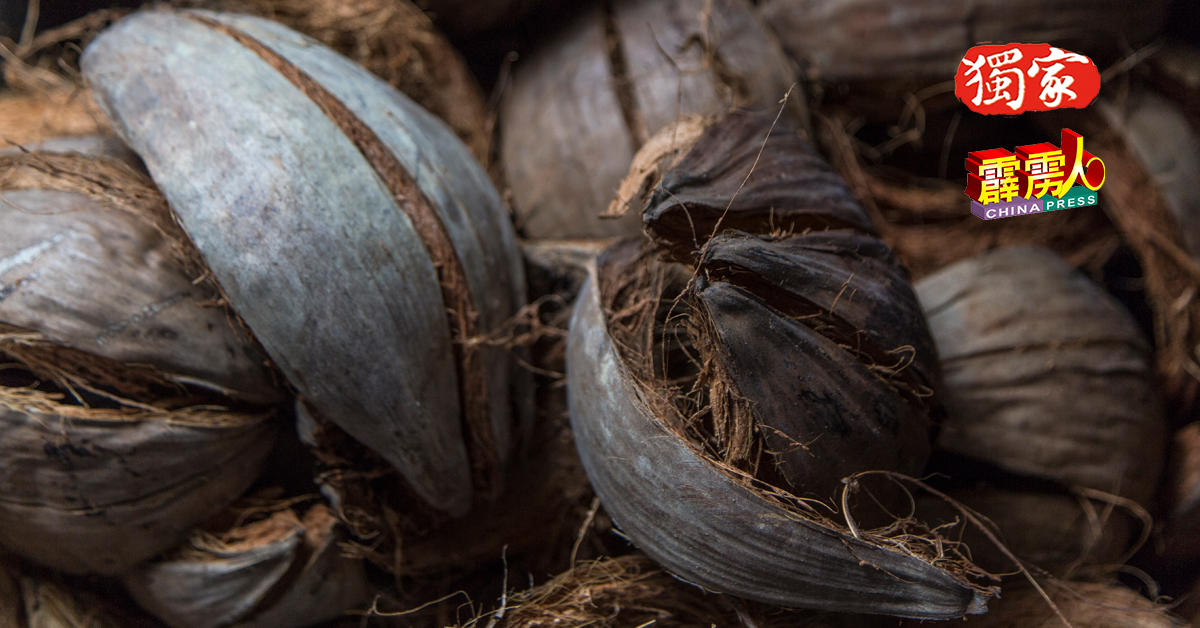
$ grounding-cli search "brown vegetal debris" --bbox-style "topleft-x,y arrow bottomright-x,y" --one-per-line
466,554 -> 897,628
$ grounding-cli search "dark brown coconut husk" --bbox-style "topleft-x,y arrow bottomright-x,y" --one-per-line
169,0 -> 492,168
606,114 -> 942,503
573,114 -> 1001,616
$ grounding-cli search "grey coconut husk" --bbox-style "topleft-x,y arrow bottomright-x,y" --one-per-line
499,0 -> 807,239
913,247 -> 1164,580
917,246 -> 1164,505
567,113 -> 999,618
168,0 -> 492,168
82,8 -> 528,517
124,498 -> 371,628
0,152 -> 281,576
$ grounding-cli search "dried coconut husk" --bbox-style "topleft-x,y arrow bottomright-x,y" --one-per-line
1147,422 -> 1200,603
0,152 -> 282,575
900,581 -> 1183,628
499,0 -> 806,239
0,135 -> 141,167
758,0 -> 1168,120
917,246 -> 1165,506
0,152 -> 279,403
169,0 -> 492,167
566,113 -> 997,617
465,554 -> 897,628
0,371 -> 278,576
83,9 -> 527,516
124,498 -> 371,628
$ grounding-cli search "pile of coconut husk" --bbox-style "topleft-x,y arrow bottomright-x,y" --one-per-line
3,2 -> 1200,627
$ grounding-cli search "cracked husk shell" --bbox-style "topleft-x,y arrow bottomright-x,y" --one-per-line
566,113 -> 993,618
499,0 -> 806,239
567,249 -> 984,617
124,501 -> 370,628
0,153 -> 280,576
916,246 -> 1166,505
82,9 -> 527,516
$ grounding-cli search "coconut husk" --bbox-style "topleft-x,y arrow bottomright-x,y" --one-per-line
0,6 -> 124,145
0,562 -> 169,628
500,0 -> 806,239
84,9 -> 528,516
1148,422 -> 1200,597
0,150 -> 282,575
169,0 -> 491,168
299,334 -> 595,585
1168,422 -> 1200,527
0,90 -> 109,147
566,113 -> 998,618
124,499 -> 371,628
19,577 -> 128,628
900,581 -> 1184,627
0,152 -> 280,403
914,483 -> 1142,579
917,246 -> 1165,506
0,378 -> 278,576
0,134 -> 141,167
0,562 -> 18,628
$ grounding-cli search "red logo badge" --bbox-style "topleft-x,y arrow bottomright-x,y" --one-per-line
955,44 -> 1100,115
